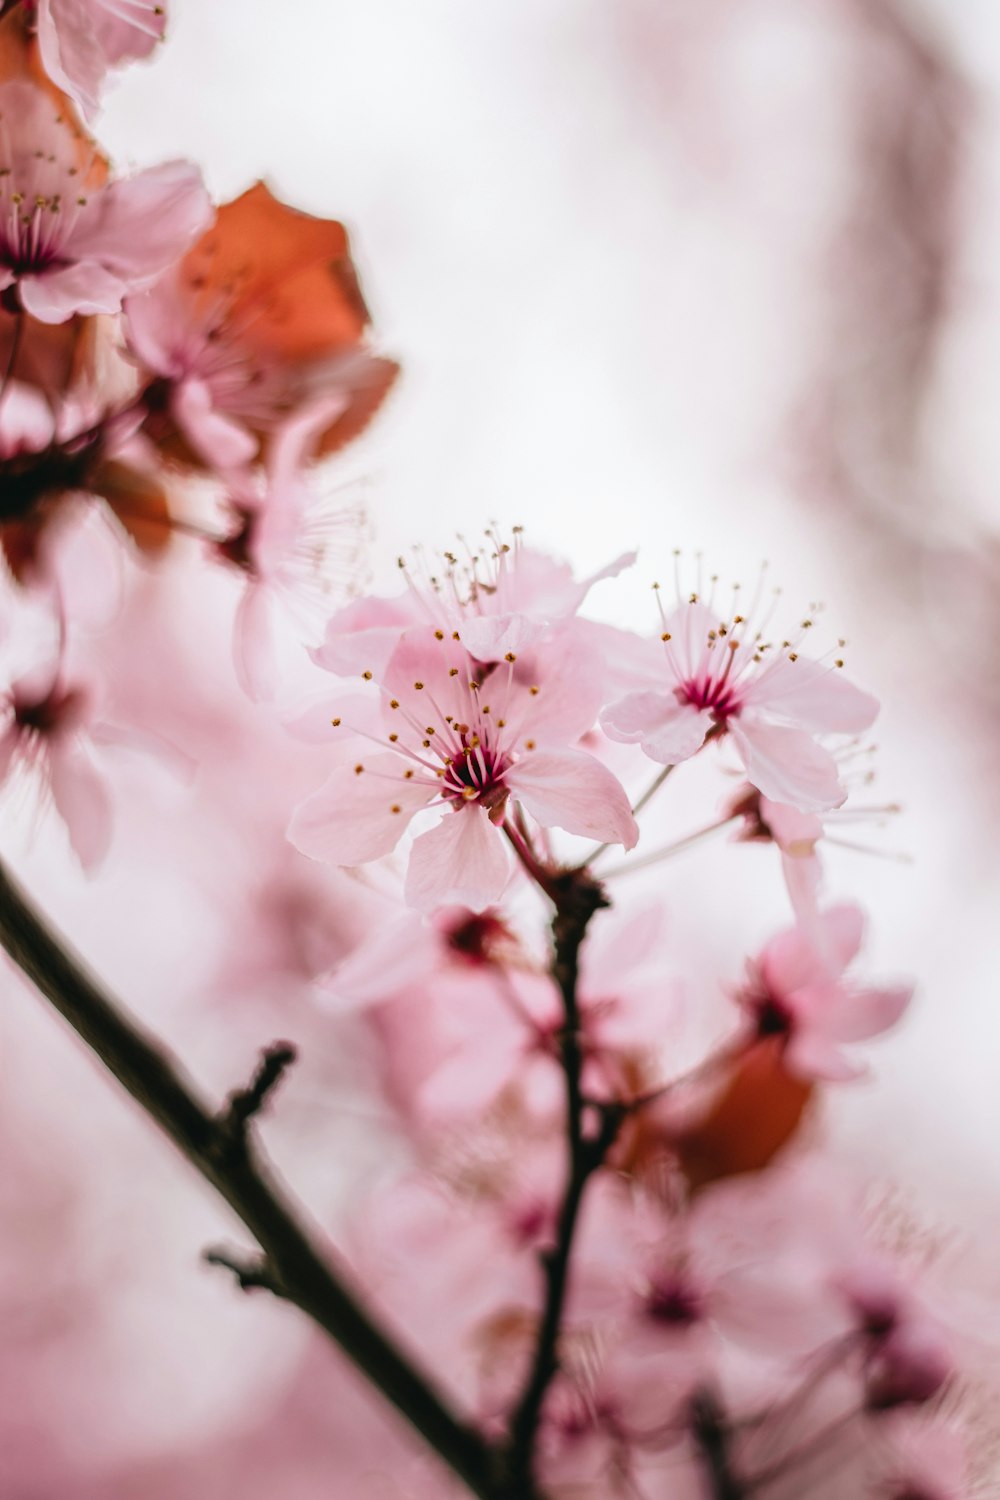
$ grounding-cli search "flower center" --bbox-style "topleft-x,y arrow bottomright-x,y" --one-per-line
644,1272 -> 705,1326
441,727 -> 510,813
678,675 -> 742,719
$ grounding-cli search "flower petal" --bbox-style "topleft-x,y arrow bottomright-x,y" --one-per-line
232,582 -> 277,703
19,262 -> 127,323
173,378 -> 258,470
729,717 -> 844,812
743,656 -> 879,734
506,749 -> 638,849
49,745 -> 112,871
600,690 -> 710,764
458,613 -> 546,661
404,805 -> 511,912
288,753 -> 434,866
71,161 -> 213,285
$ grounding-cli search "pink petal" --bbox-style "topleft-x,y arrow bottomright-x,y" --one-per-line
506,749 -> 638,849
49,745 -> 113,871
458,613 -> 546,661
742,656 -> 879,734
759,797 -> 823,853
311,595 -> 418,679
70,161 -> 213,285
320,912 -> 440,1012
232,582 -> 277,703
600,690 -> 711,764
817,982 -> 912,1043
19,263 -> 127,323
404,806 -> 511,912
785,1030 -> 862,1083
173,378 -> 258,470
729,717 -> 844,812
288,754 -> 434,866
762,906 -> 864,994
36,0 -> 104,116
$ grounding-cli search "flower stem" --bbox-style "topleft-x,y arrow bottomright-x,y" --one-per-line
0,858 -> 499,1500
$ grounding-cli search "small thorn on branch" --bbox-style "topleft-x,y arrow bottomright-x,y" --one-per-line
218,1040 -> 297,1140
204,1245 -> 285,1297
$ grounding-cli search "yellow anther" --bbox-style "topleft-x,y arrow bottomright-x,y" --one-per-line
389,732 -> 399,742
391,804 -> 402,814
331,717 -> 341,726
389,698 -> 399,709
661,632 -> 672,641
362,670 -> 372,681
354,764 -> 364,774
414,681 -> 424,690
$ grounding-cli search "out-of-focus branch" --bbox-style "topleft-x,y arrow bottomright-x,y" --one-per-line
0,858 -> 499,1500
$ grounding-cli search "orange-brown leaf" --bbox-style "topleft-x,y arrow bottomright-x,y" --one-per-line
671,1041 -> 814,1193
183,181 -> 370,363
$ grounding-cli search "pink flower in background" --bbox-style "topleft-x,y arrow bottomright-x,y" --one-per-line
873,1421 -> 971,1499
601,582 -> 878,812
312,529 -> 635,679
0,80 -> 211,322
737,904 -> 912,1081
289,625 -> 637,909
0,664 -> 113,868
216,397 -> 368,701
35,0 -> 168,118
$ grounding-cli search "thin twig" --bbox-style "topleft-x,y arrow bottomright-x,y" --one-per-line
0,858 -> 499,1500
220,1040 -> 297,1139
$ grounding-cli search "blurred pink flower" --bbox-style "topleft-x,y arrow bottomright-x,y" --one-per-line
0,665 -> 112,868
601,590 -> 878,812
0,80 -> 211,322
217,398 -> 367,701
313,530 -> 635,679
289,626 -> 638,909
35,0 -> 168,118
123,181 -> 396,473
737,904 -> 912,1081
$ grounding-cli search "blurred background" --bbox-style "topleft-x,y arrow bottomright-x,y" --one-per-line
4,0 -> 1000,1492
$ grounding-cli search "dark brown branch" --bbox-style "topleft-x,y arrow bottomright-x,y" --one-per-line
502,869 -> 616,1488
689,1389 -> 745,1500
0,859 -> 496,1500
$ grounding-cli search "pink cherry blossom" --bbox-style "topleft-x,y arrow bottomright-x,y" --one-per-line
312,528 -> 635,679
289,626 -> 638,910
35,0 -> 168,118
216,398 -> 368,701
0,81 -> 211,323
600,577 -> 879,813
736,905 -> 912,1081
0,663 -> 113,869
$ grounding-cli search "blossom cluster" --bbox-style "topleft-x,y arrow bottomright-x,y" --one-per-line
0,7 -> 986,1500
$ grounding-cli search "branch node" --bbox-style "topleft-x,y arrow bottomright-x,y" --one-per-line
218,1040 -> 297,1144
204,1244 -> 285,1297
